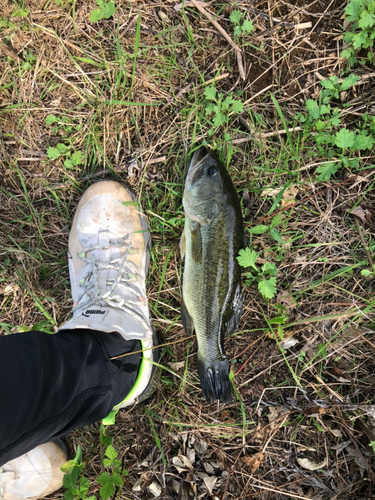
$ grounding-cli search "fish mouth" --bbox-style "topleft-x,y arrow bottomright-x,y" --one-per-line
187,146 -> 210,182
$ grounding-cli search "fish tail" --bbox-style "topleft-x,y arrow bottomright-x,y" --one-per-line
197,356 -> 232,404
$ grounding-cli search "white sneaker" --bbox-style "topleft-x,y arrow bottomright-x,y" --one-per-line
0,441 -> 66,500
59,181 -> 158,411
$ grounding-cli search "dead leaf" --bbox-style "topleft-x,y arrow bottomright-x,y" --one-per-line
149,480 -> 162,498
297,457 -> 327,470
327,426 -> 343,438
280,337 -> 299,350
50,98 -> 61,107
277,290 -> 296,310
286,484 -> 305,496
331,440 -> 351,453
261,187 -> 281,197
204,462 -> 215,474
172,455 -> 194,473
261,185 -> 299,205
281,185 -> 299,208
303,406 -> 326,417
194,438 -> 208,454
348,205 -> 366,222
186,447 -> 195,465
268,405 -> 289,430
296,445 -> 316,452
168,361 -> 185,371
132,473 -> 148,492
346,446 -> 368,475
242,452 -> 264,474
0,283 -> 14,295
197,473 -> 217,494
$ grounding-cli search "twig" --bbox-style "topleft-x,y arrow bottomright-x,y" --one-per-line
204,72 -> 230,85
294,22 -> 312,29
233,126 -> 302,144
234,343 -> 262,375
0,43 -> 21,62
349,326 -> 375,351
110,335 -> 195,360
120,14 -> 138,36
248,7 -> 294,27
188,0 -> 245,80
353,215 -> 374,269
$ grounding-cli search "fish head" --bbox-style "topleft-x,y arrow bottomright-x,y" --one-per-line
183,146 -> 228,224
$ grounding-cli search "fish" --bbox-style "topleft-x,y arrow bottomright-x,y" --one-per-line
180,145 -> 244,403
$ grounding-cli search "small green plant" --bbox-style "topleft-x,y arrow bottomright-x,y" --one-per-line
21,51 -> 36,71
341,0 -> 375,66
0,18 -> 15,30
11,7 -> 29,18
62,428 -> 127,500
361,264 -> 375,277
45,114 -> 82,135
204,87 -> 243,136
0,7 -> 28,37
229,10 -> 254,38
297,74 -> 374,181
18,319 -> 55,334
47,143 -> 85,169
237,247 -> 278,299
90,0 -> 115,22
62,446 -> 94,500
97,445 -> 126,500
248,213 -> 284,244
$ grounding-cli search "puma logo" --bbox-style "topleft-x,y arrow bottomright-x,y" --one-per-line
82,309 -> 106,317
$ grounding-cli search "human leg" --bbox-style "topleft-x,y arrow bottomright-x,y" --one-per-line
0,181 -> 157,499
0,328 -> 141,466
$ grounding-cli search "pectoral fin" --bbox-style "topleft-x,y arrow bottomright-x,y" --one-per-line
191,221 -> 202,264
181,299 -> 195,336
180,230 -> 186,260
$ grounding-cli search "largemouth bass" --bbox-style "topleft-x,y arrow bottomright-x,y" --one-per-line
180,146 -> 244,403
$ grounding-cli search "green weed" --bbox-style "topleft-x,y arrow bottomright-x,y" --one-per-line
47,143 -> 85,170
229,10 -> 254,38
237,247 -> 278,299
297,74 -> 374,180
341,0 -> 375,66
361,264 -> 375,277
204,86 -> 243,136
45,115 -> 83,135
90,0 -> 116,23
11,7 -> 29,18
248,213 -> 284,245
62,428 -> 127,500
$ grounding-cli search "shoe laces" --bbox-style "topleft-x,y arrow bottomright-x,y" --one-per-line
73,236 -> 151,335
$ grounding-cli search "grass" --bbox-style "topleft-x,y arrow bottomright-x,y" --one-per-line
1,0 -> 375,498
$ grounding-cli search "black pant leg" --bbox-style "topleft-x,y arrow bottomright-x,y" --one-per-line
0,329 -> 140,466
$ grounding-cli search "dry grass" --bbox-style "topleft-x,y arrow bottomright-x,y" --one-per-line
1,0 -> 375,498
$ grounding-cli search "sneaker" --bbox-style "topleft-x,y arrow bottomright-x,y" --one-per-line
59,181 -> 158,413
0,441 -> 67,500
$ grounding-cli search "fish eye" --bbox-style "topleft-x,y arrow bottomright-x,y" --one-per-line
207,167 -> 217,177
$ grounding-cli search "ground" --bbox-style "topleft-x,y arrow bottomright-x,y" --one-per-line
1,0 -> 375,498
